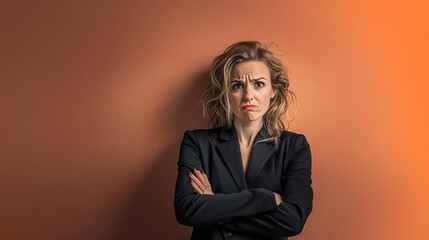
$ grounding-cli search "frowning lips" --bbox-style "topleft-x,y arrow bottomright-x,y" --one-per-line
242,105 -> 258,110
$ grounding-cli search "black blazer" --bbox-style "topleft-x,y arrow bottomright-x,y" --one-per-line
174,126 -> 313,240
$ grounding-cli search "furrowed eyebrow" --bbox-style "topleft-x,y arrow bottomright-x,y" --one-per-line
231,80 -> 243,83
251,77 -> 266,81
232,77 -> 266,82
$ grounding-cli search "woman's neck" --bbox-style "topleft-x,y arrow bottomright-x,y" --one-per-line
233,119 -> 263,148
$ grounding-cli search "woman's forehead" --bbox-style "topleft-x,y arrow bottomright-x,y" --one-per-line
231,61 -> 270,79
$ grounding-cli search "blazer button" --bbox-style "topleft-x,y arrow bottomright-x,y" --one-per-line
225,232 -> 232,238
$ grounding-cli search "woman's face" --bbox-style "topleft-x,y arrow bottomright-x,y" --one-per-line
228,60 -> 274,124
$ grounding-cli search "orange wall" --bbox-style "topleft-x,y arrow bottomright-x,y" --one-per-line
1,1 -> 428,239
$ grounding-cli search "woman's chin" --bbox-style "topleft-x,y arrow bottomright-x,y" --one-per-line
244,114 -> 262,122
233,112 -> 264,124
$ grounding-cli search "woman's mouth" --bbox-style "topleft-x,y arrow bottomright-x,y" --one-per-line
242,105 -> 257,110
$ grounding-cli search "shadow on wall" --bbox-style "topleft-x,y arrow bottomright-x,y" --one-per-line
110,69 -> 210,239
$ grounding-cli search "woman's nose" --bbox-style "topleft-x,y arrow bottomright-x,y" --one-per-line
243,86 -> 254,101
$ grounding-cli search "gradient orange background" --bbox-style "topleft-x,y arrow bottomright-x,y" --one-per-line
1,1 -> 428,239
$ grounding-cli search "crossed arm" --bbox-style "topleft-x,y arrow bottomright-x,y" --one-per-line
174,131 -> 313,237
189,167 -> 283,205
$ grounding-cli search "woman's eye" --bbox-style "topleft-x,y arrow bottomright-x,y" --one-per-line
232,83 -> 243,90
255,82 -> 265,88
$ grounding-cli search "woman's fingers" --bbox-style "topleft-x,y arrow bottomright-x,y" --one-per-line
190,179 -> 203,194
189,172 -> 206,192
202,172 -> 210,187
202,172 -> 214,195
189,168 -> 214,195
273,192 -> 283,205
193,168 -> 207,187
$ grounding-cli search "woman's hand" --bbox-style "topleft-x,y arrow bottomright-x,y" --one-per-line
189,168 -> 214,195
274,192 -> 283,205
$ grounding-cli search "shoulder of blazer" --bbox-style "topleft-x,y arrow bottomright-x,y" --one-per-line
183,127 -> 227,145
279,130 -> 311,151
280,130 -> 299,140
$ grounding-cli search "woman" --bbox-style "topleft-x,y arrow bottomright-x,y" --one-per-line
174,41 -> 312,240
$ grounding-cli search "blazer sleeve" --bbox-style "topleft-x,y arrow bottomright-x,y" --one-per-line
223,134 -> 313,237
174,130 -> 278,227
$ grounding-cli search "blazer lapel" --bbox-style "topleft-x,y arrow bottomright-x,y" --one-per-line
215,127 -> 247,191
245,128 -> 276,187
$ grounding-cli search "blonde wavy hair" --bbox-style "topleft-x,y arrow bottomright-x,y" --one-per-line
201,41 -> 296,145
